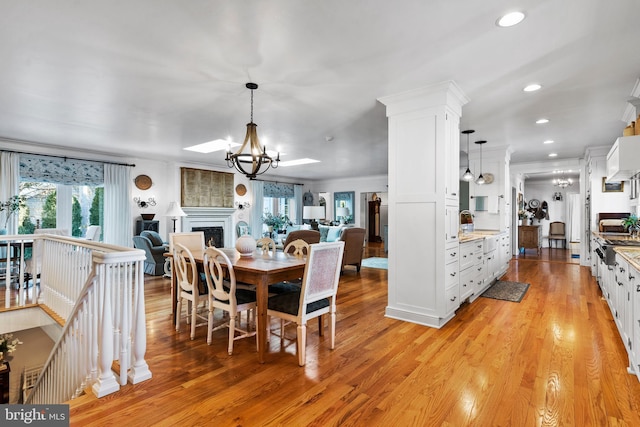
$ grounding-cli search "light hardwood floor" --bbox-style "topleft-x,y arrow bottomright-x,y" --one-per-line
6,245 -> 640,425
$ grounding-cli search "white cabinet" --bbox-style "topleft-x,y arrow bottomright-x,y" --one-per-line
631,262 -> 640,382
606,135 -> 640,181
445,205 -> 459,244
614,256 -> 632,349
459,240 -> 484,301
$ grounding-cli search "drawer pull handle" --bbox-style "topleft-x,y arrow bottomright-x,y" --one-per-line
450,296 -> 457,302
450,272 -> 456,277
450,252 -> 457,257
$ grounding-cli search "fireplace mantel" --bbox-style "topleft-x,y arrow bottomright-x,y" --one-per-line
181,207 -> 236,248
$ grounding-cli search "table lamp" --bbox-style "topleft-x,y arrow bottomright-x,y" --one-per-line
303,206 -> 325,230
336,207 -> 350,224
165,201 -> 186,233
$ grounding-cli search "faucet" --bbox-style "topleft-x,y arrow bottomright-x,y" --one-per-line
459,210 -> 474,233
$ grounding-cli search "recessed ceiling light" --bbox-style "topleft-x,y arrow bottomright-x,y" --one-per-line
548,153 -> 558,157
184,139 -> 239,153
543,140 -> 554,144
523,84 -> 542,92
496,11 -> 526,27
278,158 -> 320,167
536,118 -> 549,124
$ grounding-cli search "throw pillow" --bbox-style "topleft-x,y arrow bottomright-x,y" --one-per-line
327,226 -> 343,242
318,225 -> 329,242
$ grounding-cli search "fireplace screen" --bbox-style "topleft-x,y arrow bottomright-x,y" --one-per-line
192,226 -> 224,248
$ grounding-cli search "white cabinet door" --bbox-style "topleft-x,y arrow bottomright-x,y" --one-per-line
445,205 -> 459,244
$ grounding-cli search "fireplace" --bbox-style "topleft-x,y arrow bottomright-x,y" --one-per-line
192,226 -> 223,248
181,207 -> 236,248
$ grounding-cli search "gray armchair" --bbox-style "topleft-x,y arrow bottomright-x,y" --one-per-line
133,232 -> 167,276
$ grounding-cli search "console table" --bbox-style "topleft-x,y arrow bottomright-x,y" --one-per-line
518,225 -> 542,254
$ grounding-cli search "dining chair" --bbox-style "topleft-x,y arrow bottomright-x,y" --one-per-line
267,241 -> 345,366
548,222 -> 566,249
267,238 -> 309,295
256,237 -> 276,254
283,239 -> 309,257
169,231 -> 205,253
202,246 -> 257,354
174,243 -> 208,340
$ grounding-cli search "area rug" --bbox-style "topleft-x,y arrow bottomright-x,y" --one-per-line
361,257 -> 388,270
481,280 -> 530,302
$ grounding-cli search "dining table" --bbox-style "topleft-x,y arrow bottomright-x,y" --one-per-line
167,247 -> 307,363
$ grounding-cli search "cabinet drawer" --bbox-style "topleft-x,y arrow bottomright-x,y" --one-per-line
446,246 -> 459,264
460,245 -> 476,270
445,260 -> 459,286
445,284 -> 460,312
460,267 -> 476,300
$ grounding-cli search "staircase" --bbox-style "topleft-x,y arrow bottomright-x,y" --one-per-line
1,233 -> 152,403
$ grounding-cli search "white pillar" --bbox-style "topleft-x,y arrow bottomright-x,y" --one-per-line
379,81 -> 468,328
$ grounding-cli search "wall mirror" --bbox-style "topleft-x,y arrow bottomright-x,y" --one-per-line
334,191 -> 355,223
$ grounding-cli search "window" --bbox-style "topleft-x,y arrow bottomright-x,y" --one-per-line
18,181 -> 104,238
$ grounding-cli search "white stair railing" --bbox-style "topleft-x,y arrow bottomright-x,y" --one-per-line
0,234 -> 152,404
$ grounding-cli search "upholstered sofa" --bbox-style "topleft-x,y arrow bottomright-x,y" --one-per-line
133,230 -> 167,276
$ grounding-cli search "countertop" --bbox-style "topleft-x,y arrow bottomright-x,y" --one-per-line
458,229 -> 503,243
613,247 -> 640,271
592,231 -> 640,245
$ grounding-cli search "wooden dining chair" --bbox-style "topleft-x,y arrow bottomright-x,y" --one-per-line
267,241 -> 345,366
202,246 -> 257,355
174,243 -> 208,340
283,239 -> 309,257
256,237 -> 276,254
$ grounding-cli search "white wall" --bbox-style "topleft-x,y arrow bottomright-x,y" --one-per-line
523,180 -> 578,246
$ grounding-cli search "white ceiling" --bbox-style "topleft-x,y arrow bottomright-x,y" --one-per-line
1,0 -> 639,181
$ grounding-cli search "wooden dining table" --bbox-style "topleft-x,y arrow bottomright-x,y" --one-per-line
167,248 -> 306,363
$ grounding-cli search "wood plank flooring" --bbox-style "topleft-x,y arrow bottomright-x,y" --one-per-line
8,245 -> 640,425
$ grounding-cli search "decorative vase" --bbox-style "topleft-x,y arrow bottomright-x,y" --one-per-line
235,235 -> 256,257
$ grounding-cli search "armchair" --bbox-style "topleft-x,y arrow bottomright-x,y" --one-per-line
133,233 -> 167,276
339,227 -> 366,272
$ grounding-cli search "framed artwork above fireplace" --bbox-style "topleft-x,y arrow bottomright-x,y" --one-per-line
180,167 -> 234,207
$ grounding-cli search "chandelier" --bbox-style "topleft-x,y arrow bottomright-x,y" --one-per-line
226,83 -> 279,179
553,174 -> 573,188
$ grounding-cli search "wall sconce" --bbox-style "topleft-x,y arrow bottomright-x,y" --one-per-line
235,201 -> 251,210
134,196 -> 156,208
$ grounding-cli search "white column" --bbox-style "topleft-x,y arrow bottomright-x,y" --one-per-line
379,81 -> 468,327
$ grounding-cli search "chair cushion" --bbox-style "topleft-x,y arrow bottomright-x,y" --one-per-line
268,282 -> 301,294
268,291 -> 329,316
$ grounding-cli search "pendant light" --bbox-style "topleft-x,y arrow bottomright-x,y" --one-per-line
461,129 -> 475,181
225,83 -> 280,179
475,140 -> 487,185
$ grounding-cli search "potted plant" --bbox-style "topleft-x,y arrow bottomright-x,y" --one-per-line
621,214 -> 640,237
262,212 -> 289,233
0,195 -> 25,232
